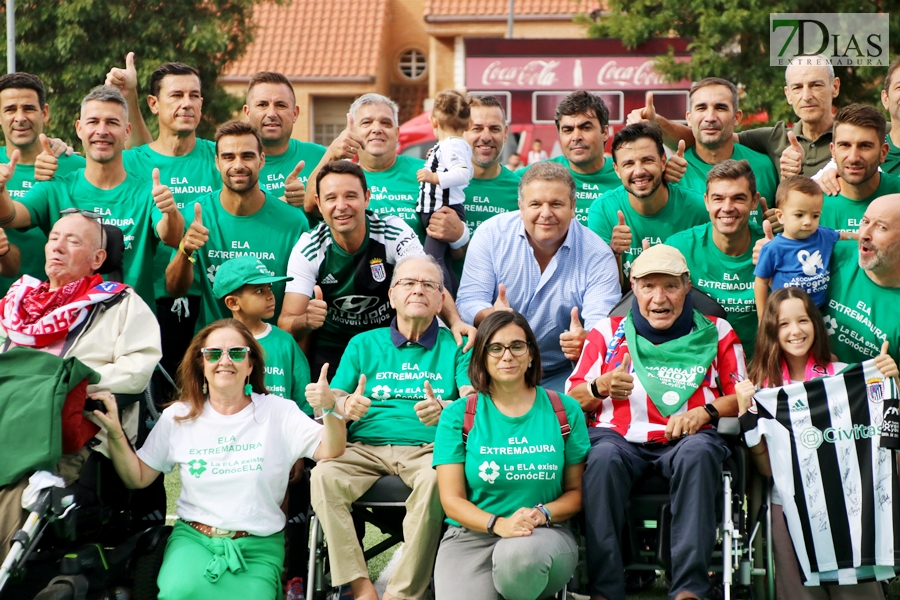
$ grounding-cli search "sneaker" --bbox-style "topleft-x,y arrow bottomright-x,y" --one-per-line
286,577 -> 305,600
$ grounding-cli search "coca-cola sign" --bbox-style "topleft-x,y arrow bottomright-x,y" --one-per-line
467,56 -> 690,91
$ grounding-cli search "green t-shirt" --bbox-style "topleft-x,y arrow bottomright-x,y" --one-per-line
331,324 -> 471,446
256,323 -> 312,416
23,169 -> 162,308
587,183 -> 708,279
536,155 -> 620,224
825,241 -> 900,365
681,145 -> 778,225
259,138 -> 327,198
123,139 -> 221,300
737,120 -> 834,178
883,136 -> 900,176
820,173 -> 900,233
666,222 -> 764,358
433,387 -> 590,527
0,151 -> 85,295
366,155 -> 426,241
182,191 -> 309,330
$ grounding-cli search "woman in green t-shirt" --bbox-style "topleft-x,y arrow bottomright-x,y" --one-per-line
433,311 -> 590,600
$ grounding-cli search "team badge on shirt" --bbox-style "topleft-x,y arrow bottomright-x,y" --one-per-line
866,378 -> 885,404
370,258 -> 386,282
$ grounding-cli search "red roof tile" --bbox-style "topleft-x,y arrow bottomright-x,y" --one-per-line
224,0 -> 388,80
425,0 -> 601,17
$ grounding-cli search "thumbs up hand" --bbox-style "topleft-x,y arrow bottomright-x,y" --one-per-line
608,352 -> 634,400
759,195 -> 782,234
328,113 -> 365,160
305,284 -> 328,330
344,374 -> 372,421
780,131 -> 805,180
875,340 -> 900,379
752,209 -> 775,265
610,209 -> 632,255
663,140 -> 687,183
34,134 -> 59,181
305,363 -> 337,410
414,381 -> 444,426
0,149 -> 18,190
560,306 -> 588,361
494,283 -> 513,313
626,92 -> 657,125
106,51 -> 138,98
282,160 -> 306,207
152,168 -> 178,215
182,203 -> 209,255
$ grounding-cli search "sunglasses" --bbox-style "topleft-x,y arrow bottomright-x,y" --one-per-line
201,346 -> 251,362
59,208 -> 105,248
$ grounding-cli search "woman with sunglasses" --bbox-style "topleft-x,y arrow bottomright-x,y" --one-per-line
432,311 -> 590,600
90,318 -> 345,600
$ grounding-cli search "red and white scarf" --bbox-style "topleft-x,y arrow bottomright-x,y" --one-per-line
0,275 -> 127,347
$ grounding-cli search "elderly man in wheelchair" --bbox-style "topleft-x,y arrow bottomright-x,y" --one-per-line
566,245 -> 747,600
0,211 -> 161,562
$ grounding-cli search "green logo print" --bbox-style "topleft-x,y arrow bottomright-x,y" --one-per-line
188,459 -> 208,478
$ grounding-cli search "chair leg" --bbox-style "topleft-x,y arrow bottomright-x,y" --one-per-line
308,514 -> 326,600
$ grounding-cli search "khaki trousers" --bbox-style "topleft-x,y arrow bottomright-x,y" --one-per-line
310,443 -> 443,600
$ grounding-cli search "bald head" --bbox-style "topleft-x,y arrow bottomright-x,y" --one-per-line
45,214 -> 107,289
857,194 -> 900,282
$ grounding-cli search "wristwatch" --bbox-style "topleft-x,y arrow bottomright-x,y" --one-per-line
589,377 -> 608,399
486,514 -> 500,537
703,403 -> 720,425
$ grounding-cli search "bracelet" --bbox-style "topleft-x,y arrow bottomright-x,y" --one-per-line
449,222 -> 470,250
534,503 -> 552,527
322,401 -> 344,420
589,377 -> 608,399
0,205 -> 16,227
178,238 -> 196,264
486,514 -> 500,536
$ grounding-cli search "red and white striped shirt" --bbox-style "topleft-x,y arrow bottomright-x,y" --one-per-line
566,315 -> 747,443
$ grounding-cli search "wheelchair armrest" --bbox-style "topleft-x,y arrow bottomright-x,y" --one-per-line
716,417 -> 741,437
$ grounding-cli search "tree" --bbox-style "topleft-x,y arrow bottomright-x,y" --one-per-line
583,1 -> 900,126
0,0 -> 276,143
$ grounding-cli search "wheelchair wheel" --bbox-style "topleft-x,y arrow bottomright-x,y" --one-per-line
133,532 -> 169,600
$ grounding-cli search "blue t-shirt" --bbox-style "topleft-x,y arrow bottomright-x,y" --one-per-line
754,227 -> 841,307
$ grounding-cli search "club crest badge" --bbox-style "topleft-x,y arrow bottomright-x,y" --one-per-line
867,378 -> 885,404
370,257 -> 386,282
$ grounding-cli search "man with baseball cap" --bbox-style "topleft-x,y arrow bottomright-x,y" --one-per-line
565,244 -> 746,600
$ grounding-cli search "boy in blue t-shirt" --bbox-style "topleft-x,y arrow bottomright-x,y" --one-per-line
754,176 -> 852,317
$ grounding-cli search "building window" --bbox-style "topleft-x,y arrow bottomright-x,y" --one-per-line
314,123 -> 344,147
398,49 -> 427,80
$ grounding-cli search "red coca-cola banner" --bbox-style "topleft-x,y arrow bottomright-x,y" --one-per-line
466,56 -> 691,91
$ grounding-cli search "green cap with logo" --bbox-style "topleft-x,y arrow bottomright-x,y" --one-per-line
213,256 -> 293,299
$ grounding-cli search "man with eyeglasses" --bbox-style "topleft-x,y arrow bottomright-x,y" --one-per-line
0,85 -> 184,309
0,211 -> 161,558
565,244 -> 745,600
309,252 -> 474,600
281,160 -> 476,381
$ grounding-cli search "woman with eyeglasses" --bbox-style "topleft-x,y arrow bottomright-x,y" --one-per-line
90,318 -> 345,600
432,311 -> 590,600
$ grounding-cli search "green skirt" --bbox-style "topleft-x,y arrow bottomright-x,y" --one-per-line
157,520 -> 285,600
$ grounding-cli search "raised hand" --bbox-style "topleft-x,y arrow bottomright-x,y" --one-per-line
306,285 -> 328,330
780,131 -> 804,179
608,353 -> 633,400
560,306 -> 587,361
414,381 -> 443,426
752,218 -> 774,265
344,374 -> 371,421
0,149 -> 18,189
626,92 -> 657,125
305,363 -> 337,410
494,283 -> 512,313
610,210 -> 632,255
106,51 -> 138,97
34,134 -> 58,182
182,203 -> 209,254
875,340 -> 900,379
759,196 -> 781,234
152,168 -> 177,214
283,160 -> 306,207
663,140 -> 687,183
328,113 -> 365,160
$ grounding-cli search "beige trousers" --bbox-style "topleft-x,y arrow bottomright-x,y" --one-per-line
310,442 -> 443,600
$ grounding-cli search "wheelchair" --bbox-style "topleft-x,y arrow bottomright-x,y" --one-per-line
0,224 -> 172,600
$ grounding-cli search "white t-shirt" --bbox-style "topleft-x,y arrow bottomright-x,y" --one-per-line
137,393 -> 323,536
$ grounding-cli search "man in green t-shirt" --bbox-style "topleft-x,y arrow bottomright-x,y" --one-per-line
309,253 -> 474,600
0,72 -> 86,295
666,159 -> 764,358
0,86 -> 184,308
243,71 -> 326,204
588,122 -> 708,283
166,121 -> 309,332
881,58 -> 900,176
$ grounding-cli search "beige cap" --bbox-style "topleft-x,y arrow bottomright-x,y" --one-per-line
630,244 -> 690,279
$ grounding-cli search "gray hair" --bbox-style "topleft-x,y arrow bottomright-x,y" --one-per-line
785,54 -> 835,84
517,161 -> 576,205
390,254 -> 445,289
80,85 -> 129,120
349,93 -> 399,126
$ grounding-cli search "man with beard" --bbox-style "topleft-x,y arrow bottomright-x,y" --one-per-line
588,123 -> 708,283
818,105 -> 900,233
166,121 -> 308,330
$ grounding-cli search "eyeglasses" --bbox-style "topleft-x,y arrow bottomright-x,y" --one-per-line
201,346 -> 251,362
393,278 -> 442,293
485,340 -> 530,358
59,208 -> 105,248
